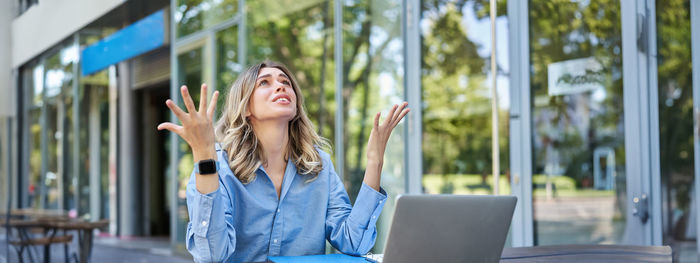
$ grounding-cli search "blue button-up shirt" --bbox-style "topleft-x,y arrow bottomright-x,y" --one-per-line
185,144 -> 387,262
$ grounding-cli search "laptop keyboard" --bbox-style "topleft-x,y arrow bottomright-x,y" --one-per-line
364,253 -> 384,263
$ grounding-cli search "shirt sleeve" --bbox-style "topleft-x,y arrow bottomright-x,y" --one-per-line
324,157 -> 388,256
185,150 -> 237,263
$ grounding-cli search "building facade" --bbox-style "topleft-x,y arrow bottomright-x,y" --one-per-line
2,0 -> 700,261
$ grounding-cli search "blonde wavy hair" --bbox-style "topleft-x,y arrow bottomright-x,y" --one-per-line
215,61 -> 330,184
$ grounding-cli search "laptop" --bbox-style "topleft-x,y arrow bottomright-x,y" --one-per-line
366,194 -> 517,263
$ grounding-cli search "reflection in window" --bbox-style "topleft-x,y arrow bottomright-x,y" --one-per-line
44,101 -> 59,209
176,48 -> 205,244
420,0 -> 510,196
529,0 -> 625,245
23,65 -> 42,209
246,0 -> 336,141
32,66 -> 43,107
76,31 -> 116,220
63,84 -> 74,211
656,0 -> 695,261
216,25 -> 239,117
342,0 -> 404,253
76,67 -> 112,220
28,108 -> 41,208
175,0 -> 238,38
41,45 -> 76,210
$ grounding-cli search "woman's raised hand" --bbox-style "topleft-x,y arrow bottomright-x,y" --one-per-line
157,84 -> 219,154
366,102 -> 410,163
363,102 -> 410,191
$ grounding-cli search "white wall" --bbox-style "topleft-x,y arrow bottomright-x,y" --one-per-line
11,0 -> 126,68
0,0 -> 14,117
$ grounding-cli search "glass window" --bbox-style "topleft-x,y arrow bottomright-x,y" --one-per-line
23,64 -> 42,209
43,44 -> 77,210
216,25 -> 239,116
656,0 -> 695,261
175,0 -> 238,38
246,0 -> 336,142
342,0 -> 404,252
98,86 -> 111,220
43,100 -> 59,209
32,65 -> 43,107
529,0 -> 625,245
76,68 -> 111,220
79,31 -> 116,220
175,47 -> 205,248
63,83 -> 75,212
28,108 -> 41,208
77,81 -> 91,217
420,0 -> 510,196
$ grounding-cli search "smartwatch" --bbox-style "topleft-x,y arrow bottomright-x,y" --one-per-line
194,159 -> 219,175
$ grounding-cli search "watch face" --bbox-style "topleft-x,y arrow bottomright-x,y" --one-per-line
199,160 -> 217,174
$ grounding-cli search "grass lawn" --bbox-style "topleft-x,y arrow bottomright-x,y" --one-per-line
422,174 -> 615,197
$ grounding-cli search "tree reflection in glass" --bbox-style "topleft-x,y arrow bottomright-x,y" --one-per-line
175,0 -> 239,38
656,0 -> 695,260
529,0 -> 625,245
420,0 -> 510,196
342,0 -> 405,252
246,0 -> 336,143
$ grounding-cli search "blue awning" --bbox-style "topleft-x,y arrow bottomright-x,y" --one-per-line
81,10 -> 166,76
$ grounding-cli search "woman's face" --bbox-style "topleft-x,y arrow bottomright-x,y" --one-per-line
247,67 -> 298,122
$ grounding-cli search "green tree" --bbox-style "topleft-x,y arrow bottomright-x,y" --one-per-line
656,0 -> 693,240
529,0 -> 623,186
421,0 -> 510,193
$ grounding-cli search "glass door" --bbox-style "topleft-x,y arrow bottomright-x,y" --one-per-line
507,0 -> 662,247
528,0 -> 627,245
655,0 -> 698,261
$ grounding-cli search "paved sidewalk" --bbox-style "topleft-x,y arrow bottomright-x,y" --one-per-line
0,234 -> 193,263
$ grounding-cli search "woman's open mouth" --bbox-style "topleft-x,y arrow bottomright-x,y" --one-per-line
272,94 -> 292,105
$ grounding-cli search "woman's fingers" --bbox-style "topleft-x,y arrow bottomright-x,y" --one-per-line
199,84 -> 208,114
157,122 -> 184,136
392,108 -> 410,129
374,112 -> 381,129
207,90 -> 219,120
390,102 -> 408,124
384,104 -> 398,126
181,86 -> 197,114
165,99 -> 188,121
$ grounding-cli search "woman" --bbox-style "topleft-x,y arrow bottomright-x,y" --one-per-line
158,61 -> 409,262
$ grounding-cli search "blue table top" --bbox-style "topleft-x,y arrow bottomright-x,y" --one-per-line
269,254 -> 368,263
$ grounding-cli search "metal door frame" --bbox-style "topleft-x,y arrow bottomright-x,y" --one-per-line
620,0 -> 662,245
690,0 -> 700,257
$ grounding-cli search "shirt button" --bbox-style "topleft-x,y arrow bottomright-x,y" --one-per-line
372,216 -> 376,219
273,239 -> 278,243
277,209 -> 281,213
201,221 -> 207,226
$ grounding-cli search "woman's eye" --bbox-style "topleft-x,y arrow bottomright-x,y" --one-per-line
282,81 -> 290,86
259,80 -> 268,86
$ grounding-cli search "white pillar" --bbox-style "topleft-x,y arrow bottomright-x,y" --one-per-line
118,61 -> 141,236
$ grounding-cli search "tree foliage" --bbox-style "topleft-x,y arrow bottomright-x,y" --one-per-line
421,0 -> 509,193
529,0 -> 623,186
